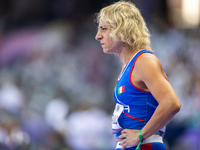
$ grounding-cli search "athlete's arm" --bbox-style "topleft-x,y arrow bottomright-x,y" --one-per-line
119,53 -> 181,149
136,53 -> 181,139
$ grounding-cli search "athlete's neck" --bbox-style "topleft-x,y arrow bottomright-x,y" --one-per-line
119,47 -> 139,69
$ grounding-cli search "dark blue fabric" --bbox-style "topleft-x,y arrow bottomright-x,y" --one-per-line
115,142 -> 166,150
152,142 -> 166,150
114,50 -> 159,134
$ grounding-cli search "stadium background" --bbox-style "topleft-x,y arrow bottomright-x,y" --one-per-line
0,0 -> 200,150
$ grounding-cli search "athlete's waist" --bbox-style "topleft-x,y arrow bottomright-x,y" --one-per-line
116,129 -> 164,138
142,134 -> 163,144
116,133 -> 163,149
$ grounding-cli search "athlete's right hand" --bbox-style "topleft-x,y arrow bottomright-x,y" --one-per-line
118,129 -> 141,150
115,138 -> 123,143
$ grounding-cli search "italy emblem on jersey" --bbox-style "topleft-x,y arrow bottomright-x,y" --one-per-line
118,85 -> 125,96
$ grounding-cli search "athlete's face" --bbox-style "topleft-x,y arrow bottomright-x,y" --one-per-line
95,20 -> 120,54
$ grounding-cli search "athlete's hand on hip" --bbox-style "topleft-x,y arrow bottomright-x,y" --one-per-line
118,129 -> 141,150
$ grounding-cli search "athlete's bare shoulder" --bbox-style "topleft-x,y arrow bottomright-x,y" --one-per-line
133,52 -> 167,83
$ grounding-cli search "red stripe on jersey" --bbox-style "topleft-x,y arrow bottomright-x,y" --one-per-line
123,112 -> 145,122
129,51 -> 151,93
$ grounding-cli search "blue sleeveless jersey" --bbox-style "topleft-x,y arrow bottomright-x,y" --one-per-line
114,49 -> 161,136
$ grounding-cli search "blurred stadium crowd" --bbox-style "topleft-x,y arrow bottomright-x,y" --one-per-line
0,0 -> 200,150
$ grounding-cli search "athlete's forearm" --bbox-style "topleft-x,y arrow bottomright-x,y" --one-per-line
140,97 -> 181,139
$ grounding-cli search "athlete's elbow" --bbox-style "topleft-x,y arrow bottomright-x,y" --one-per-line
171,98 -> 181,114
161,97 -> 181,114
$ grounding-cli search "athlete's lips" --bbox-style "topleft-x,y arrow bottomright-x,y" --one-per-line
101,43 -> 105,47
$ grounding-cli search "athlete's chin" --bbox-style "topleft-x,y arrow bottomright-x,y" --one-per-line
103,51 -> 112,54
103,48 -> 115,54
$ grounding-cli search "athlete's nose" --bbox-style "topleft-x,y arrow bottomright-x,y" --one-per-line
95,31 -> 102,41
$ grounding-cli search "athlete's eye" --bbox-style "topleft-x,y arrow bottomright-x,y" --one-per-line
100,26 -> 107,31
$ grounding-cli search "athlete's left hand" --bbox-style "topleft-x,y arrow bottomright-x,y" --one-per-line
118,129 -> 141,150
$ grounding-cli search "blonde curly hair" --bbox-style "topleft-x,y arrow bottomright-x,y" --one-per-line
95,1 -> 152,51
